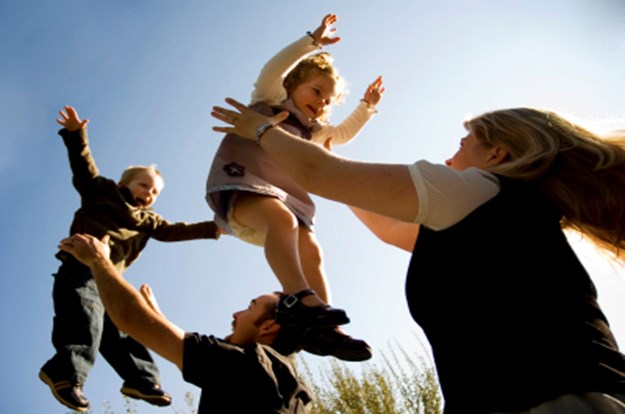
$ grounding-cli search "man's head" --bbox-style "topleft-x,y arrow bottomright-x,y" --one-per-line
226,293 -> 304,355
226,293 -> 280,345
118,165 -> 164,208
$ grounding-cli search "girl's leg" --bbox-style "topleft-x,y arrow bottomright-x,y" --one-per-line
298,227 -> 330,304
233,192 -> 324,308
297,227 -> 373,361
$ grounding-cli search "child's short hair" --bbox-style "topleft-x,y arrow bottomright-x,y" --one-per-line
119,165 -> 163,187
283,52 -> 347,109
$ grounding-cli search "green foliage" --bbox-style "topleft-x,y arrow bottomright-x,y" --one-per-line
300,339 -> 443,414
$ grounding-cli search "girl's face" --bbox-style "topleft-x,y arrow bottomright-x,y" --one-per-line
445,131 -> 504,171
290,72 -> 337,120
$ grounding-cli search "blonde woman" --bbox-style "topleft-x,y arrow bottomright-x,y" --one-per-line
212,100 -> 625,414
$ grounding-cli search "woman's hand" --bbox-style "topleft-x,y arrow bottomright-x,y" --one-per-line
211,98 -> 289,140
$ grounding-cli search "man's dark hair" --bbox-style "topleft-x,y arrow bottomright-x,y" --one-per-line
268,293 -> 306,356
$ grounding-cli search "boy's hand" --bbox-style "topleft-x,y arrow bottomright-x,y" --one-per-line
310,13 -> 341,46
363,76 -> 385,108
57,105 -> 89,132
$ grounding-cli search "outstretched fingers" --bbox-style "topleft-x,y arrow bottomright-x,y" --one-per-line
211,98 -> 290,139
56,105 -> 89,131
363,76 -> 385,107
211,101 -> 240,133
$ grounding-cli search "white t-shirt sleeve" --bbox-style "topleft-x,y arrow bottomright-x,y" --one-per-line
407,160 -> 500,230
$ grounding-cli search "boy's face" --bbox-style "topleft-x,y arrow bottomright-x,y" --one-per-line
122,170 -> 163,208
290,72 -> 337,121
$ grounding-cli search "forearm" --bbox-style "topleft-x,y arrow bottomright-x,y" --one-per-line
350,206 -> 419,252
350,205 -> 398,236
315,101 -> 376,146
152,220 -> 220,241
60,128 -> 100,189
89,257 -> 185,368
259,126 -> 420,222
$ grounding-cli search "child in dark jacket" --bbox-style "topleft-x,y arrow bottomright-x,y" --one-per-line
39,105 -> 221,413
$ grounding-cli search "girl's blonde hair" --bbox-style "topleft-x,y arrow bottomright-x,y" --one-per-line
465,108 -> 625,258
283,52 -> 347,123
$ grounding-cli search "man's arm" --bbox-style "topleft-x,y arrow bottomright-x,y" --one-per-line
58,233 -> 186,370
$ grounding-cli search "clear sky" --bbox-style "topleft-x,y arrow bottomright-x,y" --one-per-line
2,1 -> 625,413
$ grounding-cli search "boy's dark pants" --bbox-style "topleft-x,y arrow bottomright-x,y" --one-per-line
41,261 -> 161,387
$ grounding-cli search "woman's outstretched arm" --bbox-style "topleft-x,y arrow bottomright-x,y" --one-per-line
212,98 -> 420,222
349,206 -> 419,252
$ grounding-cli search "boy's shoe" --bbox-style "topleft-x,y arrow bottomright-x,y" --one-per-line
121,382 -> 172,407
277,289 -> 350,328
39,369 -> 90,412
302,327 -> 373,361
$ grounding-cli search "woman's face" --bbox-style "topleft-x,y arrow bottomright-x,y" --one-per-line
446,131 -> 503,171
290,72 -> 337,120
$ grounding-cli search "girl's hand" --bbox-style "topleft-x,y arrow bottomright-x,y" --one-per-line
56,105 -> 89,132
212,98 -> 289,140
310,13 -> 341,47
363,76 -> 385,108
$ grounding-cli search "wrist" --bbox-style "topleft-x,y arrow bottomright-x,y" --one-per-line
255,123 -> 275,144
306,31 -> 321,47
360,99 -> 378,112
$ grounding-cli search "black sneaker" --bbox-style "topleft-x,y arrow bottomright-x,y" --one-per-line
39,369 -> 90,412
302,327 -> 373,361
121,382 -> 172,407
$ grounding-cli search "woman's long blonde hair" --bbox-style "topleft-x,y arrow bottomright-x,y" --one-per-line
465,107 -> 625,258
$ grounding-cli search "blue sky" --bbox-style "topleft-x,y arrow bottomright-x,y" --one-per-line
2,1 -> 625,413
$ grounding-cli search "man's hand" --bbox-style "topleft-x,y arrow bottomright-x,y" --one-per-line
140,284 -> 164,316
57,105 -> 89,132
58,233 -> 110,267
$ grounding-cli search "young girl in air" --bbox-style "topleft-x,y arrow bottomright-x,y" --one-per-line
205,14 -> 384,360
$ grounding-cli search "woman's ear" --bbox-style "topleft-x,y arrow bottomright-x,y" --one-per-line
488,146 -> 508,167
